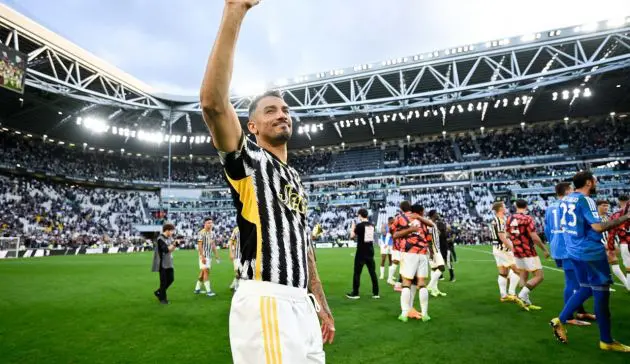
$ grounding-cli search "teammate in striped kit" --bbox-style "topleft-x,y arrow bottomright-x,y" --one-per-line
489,201 -> 521,303
195,218 -> 219,297
607,195 -> 630,291
229,226 -> 240,291
201,1 -> 334,361
379,217 -> 394,280
597,200 -> 628,289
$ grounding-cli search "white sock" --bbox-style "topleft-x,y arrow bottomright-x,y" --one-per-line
626,273 -> 630,291
409,285 -> 418,309
498,275 -> 508,297
400,287 -> 411,315
389,264 -> 398,281
518,286 -> 530,301
204,281 -> 211,292
428,270 -> 442,291
611,264 -> 627,287
195,281 -> 202,291
419,287 -> 429,317
508,270 -> 520,296
380,266 -> 385,279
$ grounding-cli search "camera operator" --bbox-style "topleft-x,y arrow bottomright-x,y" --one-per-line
152,223 -> 180,304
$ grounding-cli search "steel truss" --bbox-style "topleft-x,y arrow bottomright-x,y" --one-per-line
177,26 -> 630,118
0,17 -> 166,110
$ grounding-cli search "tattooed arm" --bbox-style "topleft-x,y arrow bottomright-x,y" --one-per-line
307,245 -> 335,344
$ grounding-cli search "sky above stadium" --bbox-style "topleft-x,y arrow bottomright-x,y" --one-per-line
2,0 -> 630,97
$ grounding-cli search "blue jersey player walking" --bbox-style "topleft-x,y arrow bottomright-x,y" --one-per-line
544,182 -> 595,326
550,171 -> 630,352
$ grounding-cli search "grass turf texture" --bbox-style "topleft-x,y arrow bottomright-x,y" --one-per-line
1,246 -> 629,363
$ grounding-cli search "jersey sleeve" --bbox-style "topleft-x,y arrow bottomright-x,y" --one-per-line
218,132 -> 260,181
607,211 -> 622,251
579,196 -> 601,225
544,208 -> 553,241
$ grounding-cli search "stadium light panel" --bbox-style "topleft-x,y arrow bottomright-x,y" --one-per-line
514,97 -> 520,106
76,117 -> 82,125
120,148 -> 125,153
58,141 -> 64,145
564,117 -> 569,121
494,100 -> 500,108
520,122 -> 526,127
311,125 -> 318,133
298,127 -> 303,134
48,139 -> 55,143
476,102 -> 482,111
89,147 -> 95,151
442,130 -> 446,136
361,118 -> 367,125
98,148 -> 105,152
58,111 -> 63,115
562,90 -> 570,100
449,105 -> 455,114
83,142 -> 87,147
182,136 -> 187,143
26,134 -> 32,138
432,110 -> 438,117
610,112 -> 616,116
552,92 -> 558,101
573,88 -> 581,96
398,112 -> 405,120
502,98 -> 508,107
457,105 -> 464,113
467,103 -> 474,112
480,126 -> 485,131
206,136 -> 212,143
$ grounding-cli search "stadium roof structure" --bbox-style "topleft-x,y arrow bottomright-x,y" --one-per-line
1,3 -> 630,154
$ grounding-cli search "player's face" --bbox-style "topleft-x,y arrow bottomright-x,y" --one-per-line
588,177 -> 597,195
598,203 -> 609,215
248,96 -> 292,146
204,220 -> 213,229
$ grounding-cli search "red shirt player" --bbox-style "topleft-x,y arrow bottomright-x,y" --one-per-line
608,196 -> 630,290
506,199 -> 549,309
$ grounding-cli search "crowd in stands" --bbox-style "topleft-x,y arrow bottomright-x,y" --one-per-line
403,138 -> 456,166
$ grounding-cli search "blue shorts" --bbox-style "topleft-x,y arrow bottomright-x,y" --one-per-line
555,258 -> 575,271
570,258 -> 612,288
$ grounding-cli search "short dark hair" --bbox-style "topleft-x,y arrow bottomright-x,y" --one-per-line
619,195 -> 629,202
515,199 -> 528,209
248,90 -> 283,118
162,223 -> 176,232
573,171 -> 594,189
428,210 -> 438,219
358,208 -> 368,218
400,201 -> 412,212
492,201 -> 504,212
203,217 -> 213,224
411,204 -> 424,214
596,200 -> 609,207
388,216 -> 394,222
555,182 -> 572,197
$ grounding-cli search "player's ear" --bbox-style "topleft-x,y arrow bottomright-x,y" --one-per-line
247,119 -> 258,135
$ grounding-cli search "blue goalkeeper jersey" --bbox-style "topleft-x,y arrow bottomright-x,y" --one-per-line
561,192 -> 605,261
545,200 -> 568,260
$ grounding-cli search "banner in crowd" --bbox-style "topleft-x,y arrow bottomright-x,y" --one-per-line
0,42 -> 27,94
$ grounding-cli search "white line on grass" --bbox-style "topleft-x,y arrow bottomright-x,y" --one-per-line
458,246 -> 626,288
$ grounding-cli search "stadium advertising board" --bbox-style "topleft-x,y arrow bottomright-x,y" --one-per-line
0,42 -> 27,94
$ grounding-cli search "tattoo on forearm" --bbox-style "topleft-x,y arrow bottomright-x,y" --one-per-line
600,216 -> 628,232
307,246 -> 333,317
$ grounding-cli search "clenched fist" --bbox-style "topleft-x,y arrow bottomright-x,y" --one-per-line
226,0 -> 261,9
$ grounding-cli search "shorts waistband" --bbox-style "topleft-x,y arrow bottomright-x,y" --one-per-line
237,280 -> 309,300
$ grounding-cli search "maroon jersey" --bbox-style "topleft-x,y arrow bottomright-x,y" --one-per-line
391,212 -> 429,255
608,206 -> 630,250
507,213 -> 537,258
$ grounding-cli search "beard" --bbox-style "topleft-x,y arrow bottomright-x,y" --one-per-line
271,129 -> 291,144
589,186 -> 597,195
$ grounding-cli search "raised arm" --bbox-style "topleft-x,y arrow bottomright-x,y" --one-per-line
307,245 -> 335,344
200,0 -> 259,153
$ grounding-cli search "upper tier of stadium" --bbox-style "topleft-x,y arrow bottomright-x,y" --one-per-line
1,3 -> 630,154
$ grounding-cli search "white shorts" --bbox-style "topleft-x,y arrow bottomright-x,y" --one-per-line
380,244 -> 392,255
230,280 -> 325,364
399,252 -> 429,279
493,247 -> 515,268
430,250 -> 445,269
392,249 -> 401,262
621,244 -> 630,269
514,256 -> 542,272
199,257 -> 211,270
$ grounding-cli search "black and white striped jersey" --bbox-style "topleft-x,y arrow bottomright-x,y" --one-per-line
489,215 -> 506,250
219,133 -> 309,289
197,228 -> 215,258
600,215 -> 609,246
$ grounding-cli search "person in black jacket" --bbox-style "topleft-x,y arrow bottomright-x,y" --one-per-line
152,223 -> 179,304
346,209 -> 380,299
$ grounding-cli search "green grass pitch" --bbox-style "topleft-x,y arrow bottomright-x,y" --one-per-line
1,246 -> 629,363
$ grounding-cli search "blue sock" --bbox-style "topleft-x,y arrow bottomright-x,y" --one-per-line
563,271 -> 574,304
559,286 -> 592,322
593,287 -> 613,344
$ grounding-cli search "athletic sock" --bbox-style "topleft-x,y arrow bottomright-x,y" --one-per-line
419,287 -> 429,317
449,268 -> 455,280
611,264 -> 627,287
380,266 -> 385,279
195,281 -> 202,291
428,270 -> 442,291
204,281 -> 211,292
409,285 -> 418,308
559,286 -> 593,322
627,273 -> 630,291
508,270 -> 520,296
400,287 -> 411,315
388,264 -> 397,281
498,275 -> 508,297
593,288 -> 613,344
518,286 -> 531,302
